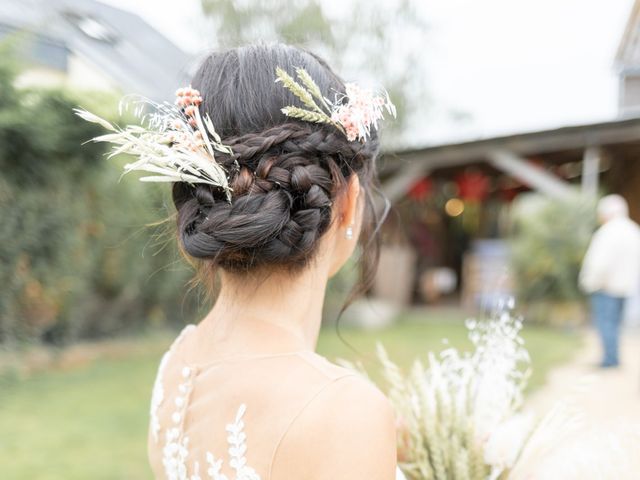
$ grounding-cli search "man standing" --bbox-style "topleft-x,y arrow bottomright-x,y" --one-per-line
579,194 -> 640,368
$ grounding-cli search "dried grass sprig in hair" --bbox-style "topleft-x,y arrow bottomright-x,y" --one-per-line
276,66 -> 396,143
74,86 -> 236,202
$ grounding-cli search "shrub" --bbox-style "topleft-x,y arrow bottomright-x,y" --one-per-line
0,45 -> 200,345
509,192 -> 596,305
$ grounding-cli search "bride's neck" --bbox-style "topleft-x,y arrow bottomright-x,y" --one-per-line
200,263 -> 330,354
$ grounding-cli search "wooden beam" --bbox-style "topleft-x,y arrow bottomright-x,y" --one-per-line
582,147 -> 601,197
381,117 -> 640,176
487,150 -> 574,199
380,158 -> 431,205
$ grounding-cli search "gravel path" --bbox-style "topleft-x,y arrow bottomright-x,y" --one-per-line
526,327 -> 640,422
518,328 -> 640,479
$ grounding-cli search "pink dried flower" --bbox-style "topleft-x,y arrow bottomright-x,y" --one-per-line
331,83 -> 396,142
275,66 -> 396,143
175,86 -> 203,109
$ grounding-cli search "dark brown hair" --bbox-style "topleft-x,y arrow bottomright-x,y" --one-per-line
172,43 -> 387,314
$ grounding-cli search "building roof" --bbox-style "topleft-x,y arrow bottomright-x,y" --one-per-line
378,115 -> 640,203
383,115 -> 640,173
616,0 -> 640,72
0,0 -> 192,101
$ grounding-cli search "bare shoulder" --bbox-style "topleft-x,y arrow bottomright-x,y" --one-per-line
271,373 -> 398,480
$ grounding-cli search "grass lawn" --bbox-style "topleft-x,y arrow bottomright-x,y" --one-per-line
0,309 -> 582,480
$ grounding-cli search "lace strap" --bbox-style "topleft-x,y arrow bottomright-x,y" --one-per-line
149,323 -> 196,443
267,373 -> 358,478
171,323 -> 197,351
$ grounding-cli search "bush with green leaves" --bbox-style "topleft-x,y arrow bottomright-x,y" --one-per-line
0,44 -> 201,346
509,192 -> 596,305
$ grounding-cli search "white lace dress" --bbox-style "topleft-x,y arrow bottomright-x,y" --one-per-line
148,325 -> 406,480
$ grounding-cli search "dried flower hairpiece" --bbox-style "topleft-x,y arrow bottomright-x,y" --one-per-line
76,70 -> 393,202
275,66 -> 396,142
74,87 -> 236,202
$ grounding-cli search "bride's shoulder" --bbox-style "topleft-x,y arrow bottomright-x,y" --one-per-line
295,350 -> 361,379
297,351 -> 394,419
273,352 -> 397,479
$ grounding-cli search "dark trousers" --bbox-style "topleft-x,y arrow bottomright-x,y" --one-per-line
590,291 -> 626,367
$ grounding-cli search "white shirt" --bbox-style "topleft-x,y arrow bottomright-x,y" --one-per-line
579,216 -> 640,297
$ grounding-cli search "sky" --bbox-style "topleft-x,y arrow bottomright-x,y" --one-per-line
104,0 -> 635,146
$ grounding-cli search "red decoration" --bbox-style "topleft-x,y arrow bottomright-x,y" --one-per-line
408,176 -> 433,200
455,170 -> 489,201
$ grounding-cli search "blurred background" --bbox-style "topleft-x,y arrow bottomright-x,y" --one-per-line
1,0 -> 638,478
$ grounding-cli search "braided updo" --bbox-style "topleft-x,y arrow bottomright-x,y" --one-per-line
172,44 -> 384,285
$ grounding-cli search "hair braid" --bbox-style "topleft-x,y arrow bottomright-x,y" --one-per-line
173,121 -> 368,271
172,44 -> 384,290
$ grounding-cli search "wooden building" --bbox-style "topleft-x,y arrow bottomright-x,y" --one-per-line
375,1 -> 640,309
616,0 -> 640,115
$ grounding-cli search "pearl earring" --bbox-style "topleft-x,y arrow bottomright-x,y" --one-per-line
345,224 -> 354,240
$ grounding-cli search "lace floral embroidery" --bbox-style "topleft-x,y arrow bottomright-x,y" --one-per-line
205,404 -> 260,480
151,323 -> 260,479
162,397 -> 260,480
163,365 -> 196,479
150,324 -> 195,443
154,335 -> 260,480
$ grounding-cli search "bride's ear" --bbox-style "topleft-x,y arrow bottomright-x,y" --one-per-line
338,174 -> 362,231
326,174 -> 363,277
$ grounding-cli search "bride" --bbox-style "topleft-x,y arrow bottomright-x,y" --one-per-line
144,43 -> 404,479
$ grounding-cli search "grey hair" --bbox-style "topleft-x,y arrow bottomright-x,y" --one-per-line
597,194 -> 629,220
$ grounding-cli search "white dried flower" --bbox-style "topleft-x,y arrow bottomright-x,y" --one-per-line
75,88 -> 236,202
484,413 -> 535,473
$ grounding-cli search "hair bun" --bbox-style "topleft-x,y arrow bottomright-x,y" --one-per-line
173,122 -> 341,271
174,171 -> 330,270
172,44 -> 380,274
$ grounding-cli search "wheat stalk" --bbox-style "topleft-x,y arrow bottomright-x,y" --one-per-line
275,67 -> 322,112
280,106 -> 332,124
295,67 -> 333,112
276,67 -> 347,135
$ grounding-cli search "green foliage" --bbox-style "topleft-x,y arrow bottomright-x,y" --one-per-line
509,193 -> 597,304
199,0 -> 429,140
0,45 -> 202,345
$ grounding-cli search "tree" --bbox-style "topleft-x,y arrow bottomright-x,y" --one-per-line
0,38 -> 201,345
199,0 -> 430,144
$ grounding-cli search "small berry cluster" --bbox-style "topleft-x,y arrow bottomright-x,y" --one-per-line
175,86 -> 203,128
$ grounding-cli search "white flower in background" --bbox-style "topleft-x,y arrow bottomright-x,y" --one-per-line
350,296 -> 639,480
484,413 -> 534,475
509,416 -> 640,480
370,297 -> 532,480
467,309 -> 531,443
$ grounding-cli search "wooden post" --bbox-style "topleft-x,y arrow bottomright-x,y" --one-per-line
582,147 -> 601,197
